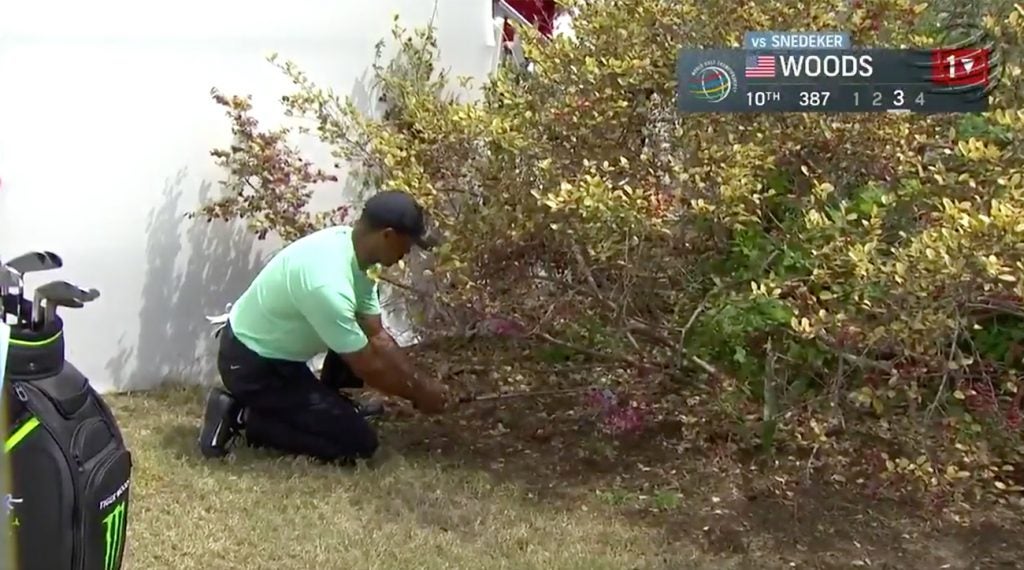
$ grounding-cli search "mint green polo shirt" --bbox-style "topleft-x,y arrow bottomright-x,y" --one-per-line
228,225 -> 381,361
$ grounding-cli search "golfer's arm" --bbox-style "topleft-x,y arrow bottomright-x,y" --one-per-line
358,314 -> 424,387
338,346 -> 420,401
298,287 -> 419,401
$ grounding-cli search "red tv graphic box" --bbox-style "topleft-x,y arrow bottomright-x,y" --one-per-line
930,47 -> 990,87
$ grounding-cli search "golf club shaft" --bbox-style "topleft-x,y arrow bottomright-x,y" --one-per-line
458,386 -> 590,403
32,292 -> 44,329
0,257 -> 5,324
7,271 -> 24,327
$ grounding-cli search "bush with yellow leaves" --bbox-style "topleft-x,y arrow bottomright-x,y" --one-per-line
196,0 -> 1024,452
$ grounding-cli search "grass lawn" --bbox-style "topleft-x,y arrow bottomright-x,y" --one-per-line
110,375 -> 1024,570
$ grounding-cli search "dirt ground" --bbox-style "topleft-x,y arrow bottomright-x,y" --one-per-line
381,391 -> 1023,569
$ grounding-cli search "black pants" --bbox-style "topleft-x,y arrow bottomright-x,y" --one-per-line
216,322 -> 379,462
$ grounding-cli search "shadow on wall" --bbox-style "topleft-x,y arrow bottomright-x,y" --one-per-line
105,168 -> 268,391
342,69 -> 386,204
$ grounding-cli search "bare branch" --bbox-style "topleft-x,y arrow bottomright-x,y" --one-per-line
927,315 -> 962,419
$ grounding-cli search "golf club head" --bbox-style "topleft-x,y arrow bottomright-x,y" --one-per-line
5,250 -> 63,274
33,280 -> 99,329
0,267 -> 19,288
54,297 -> 88,308
46,297 -> 87,310
35,281 -> 97,302
4,251 -> 62,326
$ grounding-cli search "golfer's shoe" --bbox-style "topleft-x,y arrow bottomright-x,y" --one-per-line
199,387 -> 244,458
356,399 -> 385,419
338,391 -> 386,419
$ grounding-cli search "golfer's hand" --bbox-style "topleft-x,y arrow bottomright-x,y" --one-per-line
414,383 -> 447,415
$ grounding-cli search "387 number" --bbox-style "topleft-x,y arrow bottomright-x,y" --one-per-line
799,91 -> 830,106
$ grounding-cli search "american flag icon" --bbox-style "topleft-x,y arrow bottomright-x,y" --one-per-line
745,54 -> 776,78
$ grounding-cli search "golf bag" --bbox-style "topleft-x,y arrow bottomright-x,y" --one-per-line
3,301 -> 132,570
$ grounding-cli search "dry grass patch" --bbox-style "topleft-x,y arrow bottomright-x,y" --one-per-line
106,380 -> 1024,570
110,385 -> 708,570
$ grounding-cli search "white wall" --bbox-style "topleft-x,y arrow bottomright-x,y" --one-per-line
0,0 -> 501,393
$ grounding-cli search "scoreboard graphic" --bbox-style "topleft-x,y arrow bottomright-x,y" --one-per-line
677,30 -> 999,114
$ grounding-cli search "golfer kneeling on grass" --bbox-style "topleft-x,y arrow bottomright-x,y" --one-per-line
199,190 -> 447,462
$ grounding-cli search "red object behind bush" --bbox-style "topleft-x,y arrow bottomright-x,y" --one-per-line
502,0 -> 556,42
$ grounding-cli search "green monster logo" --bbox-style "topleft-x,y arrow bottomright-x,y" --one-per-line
101,500 -> 127,570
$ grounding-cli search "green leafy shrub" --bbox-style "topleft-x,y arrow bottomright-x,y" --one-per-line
196,1 -> 1024,461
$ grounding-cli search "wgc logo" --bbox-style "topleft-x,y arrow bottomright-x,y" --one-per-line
688,60 -> 738,103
